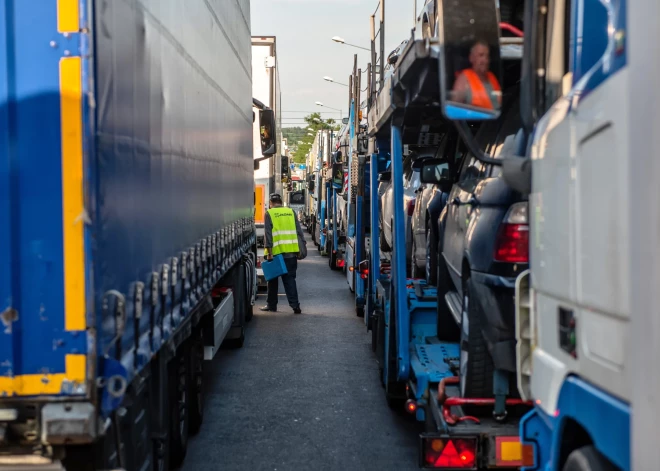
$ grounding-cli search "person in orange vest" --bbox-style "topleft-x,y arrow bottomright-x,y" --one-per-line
450,39 -> 502,110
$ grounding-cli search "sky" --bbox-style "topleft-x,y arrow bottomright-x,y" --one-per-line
250,0 -> 425,128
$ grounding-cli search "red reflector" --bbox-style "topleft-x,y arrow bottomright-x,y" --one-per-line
337,260 -> 345,267
423,438 -> 477,469
494,223 -> 529,263
211,287 -> 231,297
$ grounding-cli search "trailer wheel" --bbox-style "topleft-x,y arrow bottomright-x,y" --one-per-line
385,290 -> 406,409
188,331 -> 205,435
224,264 -> 247,349
563,446 -> 618,471
153,363 -> 171,471
168,349 -> 190,468
459,275 -> 494,404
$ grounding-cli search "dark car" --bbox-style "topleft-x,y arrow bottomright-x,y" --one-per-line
409,135 -> 463,284
436,85 -> 528,403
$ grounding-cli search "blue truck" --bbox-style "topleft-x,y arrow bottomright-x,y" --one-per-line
0,1 -> 275,470
350,2 -> 535,469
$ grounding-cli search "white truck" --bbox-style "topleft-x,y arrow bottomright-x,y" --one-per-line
427,0 -> 658,468
252,36 -> 283,248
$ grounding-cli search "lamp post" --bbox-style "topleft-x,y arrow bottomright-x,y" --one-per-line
331,36 -> 371,52
323,76 -> 349,87
315,101 -> 342,121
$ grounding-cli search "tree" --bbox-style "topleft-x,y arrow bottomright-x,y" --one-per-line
287,113 -> 342,163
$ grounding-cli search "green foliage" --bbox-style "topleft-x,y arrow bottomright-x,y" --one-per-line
284,113 -> 342,164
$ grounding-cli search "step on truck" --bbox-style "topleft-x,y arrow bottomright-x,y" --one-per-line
360,1 -> 534,469
0,2 -> 277,470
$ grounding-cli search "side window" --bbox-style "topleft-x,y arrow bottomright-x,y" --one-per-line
458,120 -> 499,185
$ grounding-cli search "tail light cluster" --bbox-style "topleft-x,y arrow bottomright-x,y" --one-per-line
422,437 -> 477,469
494,202 -> 529,263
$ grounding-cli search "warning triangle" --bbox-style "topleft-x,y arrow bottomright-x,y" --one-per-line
435,440 -> 460,466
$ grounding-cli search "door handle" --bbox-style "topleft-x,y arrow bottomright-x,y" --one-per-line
451,196 -> 460,205
468,196 -> 480,206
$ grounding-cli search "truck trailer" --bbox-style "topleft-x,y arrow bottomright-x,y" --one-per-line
351,2 -> 533,469
0,1 -> 276,470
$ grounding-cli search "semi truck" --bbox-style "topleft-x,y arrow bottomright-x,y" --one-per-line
252,36 -> 283,248
0,1 -> 276,470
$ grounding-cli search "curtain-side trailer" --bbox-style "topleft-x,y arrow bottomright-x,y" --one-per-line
0,1 -> 276,470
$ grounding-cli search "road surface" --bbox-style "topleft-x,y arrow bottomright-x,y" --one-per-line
182,234 -> 420,471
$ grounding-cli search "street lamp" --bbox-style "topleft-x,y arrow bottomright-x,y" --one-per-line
323,76 -> 349,87
331,36 -> 371,52
315,102 -> 342,121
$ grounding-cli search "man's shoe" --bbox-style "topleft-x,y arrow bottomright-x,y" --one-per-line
293,307 -> 302,314
260,305 -> 276,312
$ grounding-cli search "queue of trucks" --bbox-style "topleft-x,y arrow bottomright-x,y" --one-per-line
310,0 -> 657,469
2,0 -> 658,469
0,2 -> 277,470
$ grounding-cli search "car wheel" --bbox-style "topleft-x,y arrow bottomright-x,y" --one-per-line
459,275 -> 494,404
410,237 -> 424,278
436,250 -> 460,341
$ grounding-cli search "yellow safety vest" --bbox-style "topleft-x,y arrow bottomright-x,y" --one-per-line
265,207 -> 300,256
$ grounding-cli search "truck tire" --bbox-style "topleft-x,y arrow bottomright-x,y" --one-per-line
224,264 -> 247,349
152,361 -> 171,471
385,288 -> 406,409
244,259 -> 254,322
563,446 -> 618,471
329,245 -> 339,270
168,349 -> 190,468
459,275 -> 494,403
188,330 -> 205,435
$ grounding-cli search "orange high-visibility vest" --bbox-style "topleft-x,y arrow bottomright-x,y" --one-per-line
461,69 -> 501,109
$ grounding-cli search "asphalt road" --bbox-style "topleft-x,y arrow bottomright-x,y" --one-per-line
182,233 -> 421,471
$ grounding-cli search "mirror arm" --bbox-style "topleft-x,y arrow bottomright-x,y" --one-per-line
252,98 -> 270,111
453,121 -> 502,166
254,154 -> 273,163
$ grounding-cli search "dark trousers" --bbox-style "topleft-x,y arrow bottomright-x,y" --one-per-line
266,256 -> 300,310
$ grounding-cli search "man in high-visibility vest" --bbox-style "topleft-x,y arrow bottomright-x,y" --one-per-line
450,39 -> 502,110
260,193 -> 305,314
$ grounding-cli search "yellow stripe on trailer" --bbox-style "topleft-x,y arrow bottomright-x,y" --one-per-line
60,56 -> 86,331
57,0 -> 79,33
0,354 -> 86,396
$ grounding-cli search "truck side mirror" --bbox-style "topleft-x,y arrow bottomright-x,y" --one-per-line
437,0 -> 503,121
260,109 -> 277,156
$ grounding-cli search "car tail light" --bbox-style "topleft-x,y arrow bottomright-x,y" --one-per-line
422,437 -> 477,469
407,198 -> 416,216
494,202 -> 529,263
256,258 -> 262,268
